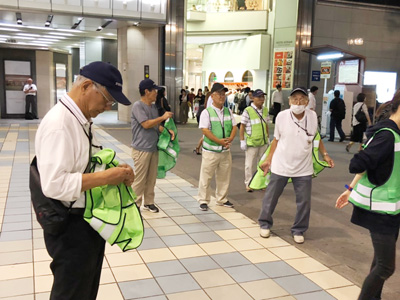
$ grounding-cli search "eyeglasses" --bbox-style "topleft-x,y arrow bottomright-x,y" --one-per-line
214,91 -> 226,97
290,97 -> 308,105
93,82 -> 116,106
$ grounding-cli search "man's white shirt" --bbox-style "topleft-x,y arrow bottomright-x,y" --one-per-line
307,92 -> 316,111
272,90 -> 283,104
23,83 -> 37,96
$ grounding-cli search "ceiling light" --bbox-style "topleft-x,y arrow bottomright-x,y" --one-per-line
0,34 -> 10,38
106,33 -> 116,36
133,22 -> 140,26
96,26 -> 103,32
317,53 -> 344,60
26,25 -> 52,30
56,28 -> 82,33
48,32 -> 74,36
45,14 -> 54,27
16,33 -> 41,37
96,20 -> 113,32
16,12 -> 22,25
71,18 -> 83,30
14,36 -> 35,40
41,35 -> 67,39
37,38 -> 59,42
0,28 -> 21,32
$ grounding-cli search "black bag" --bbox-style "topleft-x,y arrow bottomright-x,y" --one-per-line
355,104 -> 367,123
238,93 -> 248,112
30,157 -> 71,235
269,106 -> 276,116
337,100 -> 346,120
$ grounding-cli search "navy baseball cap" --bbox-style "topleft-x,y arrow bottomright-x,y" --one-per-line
253,89 -> 266,97
290,87 -> 308,96
139,79 -> 161,91
210,82 -> 225,93
80,61 -> 131,106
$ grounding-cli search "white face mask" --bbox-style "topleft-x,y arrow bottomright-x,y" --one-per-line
290,105 -> 306,115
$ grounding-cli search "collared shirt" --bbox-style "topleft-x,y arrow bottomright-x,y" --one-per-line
271,109 -> 318,177
272,90 -> 283,104
199,103 -> 237,153
35,94 -> 98,208
241,103 -> 269,136
23,83 -> 37,96
307,92 -> 316,111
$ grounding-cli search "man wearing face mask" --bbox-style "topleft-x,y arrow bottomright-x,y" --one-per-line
258,87 -> 334,244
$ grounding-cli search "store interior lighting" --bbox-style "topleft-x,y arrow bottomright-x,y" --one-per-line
317,53 -> 344,60
45,15 -> 54,27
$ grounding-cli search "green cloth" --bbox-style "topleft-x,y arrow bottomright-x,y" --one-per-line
157,118 -> 180,178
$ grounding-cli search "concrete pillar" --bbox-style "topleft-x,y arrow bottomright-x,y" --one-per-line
35,51 -> 54,118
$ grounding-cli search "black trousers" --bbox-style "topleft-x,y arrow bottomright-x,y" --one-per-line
273,102 -> 281,124
44,214 -> 105,300
358,230 -> 399,300
329,117 -> 346,141
25,95 -> 38,118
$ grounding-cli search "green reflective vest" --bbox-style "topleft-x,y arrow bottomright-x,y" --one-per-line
349,128 -> 400,215
245,106 -> 269,147
249,132 -> 329,190
202,107 -> 233,152
84,148 -> 144,252
157,118 -> 180,179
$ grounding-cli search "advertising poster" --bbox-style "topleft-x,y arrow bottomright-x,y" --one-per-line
272,48 -> 294,89
320,61 -> 332,79
338,59 -> 359,84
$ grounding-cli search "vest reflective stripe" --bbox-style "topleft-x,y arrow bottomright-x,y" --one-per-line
349,128 -> 400,215
313,140 -> 319,148
245,106 -> 268,147
203,107 -> 233,152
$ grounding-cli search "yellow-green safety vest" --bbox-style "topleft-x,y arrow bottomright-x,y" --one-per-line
202,107 -> 233,152
349,128 -> 400,215
157,118 -> 180,179
84,148 -> 144,252
245,106 -> 269,147
249,132 -> 329,190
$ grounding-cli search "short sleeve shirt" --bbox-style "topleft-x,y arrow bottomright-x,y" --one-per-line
271,109 -> 318,177
131,100 -> 160,152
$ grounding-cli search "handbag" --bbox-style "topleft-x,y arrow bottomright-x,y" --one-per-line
355,104 -> 367,123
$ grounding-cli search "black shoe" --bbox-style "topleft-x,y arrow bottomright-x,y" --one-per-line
217,201 -> 234,208
328,139 -> 334,142
142,204 -> 159,213
339,138 -> 345,142
200,203 -> 208,211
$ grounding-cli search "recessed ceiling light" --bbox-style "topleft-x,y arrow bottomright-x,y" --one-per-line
56,28 -> 82,33
37,38 -> 59,42
41,35 -> 67,39
14,36 -> 35,40
0,34 -> 10,38
105,33 -> 116,36
48,32 -> 74,36
0,28 -> 21,32
16,33 -> 41,37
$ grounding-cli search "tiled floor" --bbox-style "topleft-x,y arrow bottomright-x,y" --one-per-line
0,123 -> 360,300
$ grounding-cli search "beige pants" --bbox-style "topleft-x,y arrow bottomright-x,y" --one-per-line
131,148 -> 158,206
245,144 -> 268,187
198,150 -> 232,205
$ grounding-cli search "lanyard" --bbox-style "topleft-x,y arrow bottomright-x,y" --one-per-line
290,112 -> 313,137
251,106 -> 268,143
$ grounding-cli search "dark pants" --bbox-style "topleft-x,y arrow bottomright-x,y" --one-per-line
44,214 -> 105,300
258,173 -> 312,235
273,102 -> 281,124
329,117 -> 345,141
25,95 -> 38,118
358,230 -> 399,300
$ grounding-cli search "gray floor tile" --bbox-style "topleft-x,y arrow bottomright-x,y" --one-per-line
206,220 -> 236,230
0,230 -> 32,242
186,207 -> 214,215
274,275 -> 322,295
137,237 -> 166,250
119,279 -> 164,299
295,291 -> 337,300
135,296 -> 167,300
166,191 -> 188,197
256,261 -> 299,278
161,234 -> 195,247
180,256 -> 220,272
211,252 -> 251,268
156,273 -> 200,294
4,207 -> 31,215
173,196 -> 197,203
163,208 -> 192,217
3,214 -> 31,223
147,260 -> 187,277
6,201 -> 31,209
180,223 -> 211,234
179,201 -> 201,208
225,264 -> 269,283
143,228 -> 159,238
196,213 -> 225,222
0,250 -> 32,266
5,197 -> 29,202
2,221 -> 32,232
189,231 -> 223,243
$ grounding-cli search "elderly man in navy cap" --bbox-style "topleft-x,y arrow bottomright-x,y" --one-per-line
258,87 -> 334,244
240,89 -> 270,192
131,79 -> 174,213
34,61 -> 135,299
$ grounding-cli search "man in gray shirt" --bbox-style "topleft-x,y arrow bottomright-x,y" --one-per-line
131,79 -> 173,212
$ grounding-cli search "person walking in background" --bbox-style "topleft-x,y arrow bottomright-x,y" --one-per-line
271,84 -> 283,123
197,82 -> 237,211
346,93 -> 371,152
258,87 -> 334,244
179,88 -> 189,124
188,88 -> 195,119
336,90 -> 400,300
131,79 -> 174,213
155,87 -> 171,117
240,89 -> 269,192
23,78 -> 38,119
34,61 -> 135,300
307,86 -> 318,111
329,90 -> 346,142
194,88 -> 205,124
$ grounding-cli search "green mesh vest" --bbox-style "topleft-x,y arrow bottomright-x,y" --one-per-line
245,106 -> 269,147
202,107 -> 233,152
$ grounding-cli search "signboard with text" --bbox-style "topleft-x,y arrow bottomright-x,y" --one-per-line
320,61 -> 332,79
312,71 -> 321,81
271,47 -> 294,89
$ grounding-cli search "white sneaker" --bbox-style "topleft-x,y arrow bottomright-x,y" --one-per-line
293,235 -> 304,244
260,228 -> 270,238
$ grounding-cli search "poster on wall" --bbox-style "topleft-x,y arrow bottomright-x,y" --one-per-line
272,48 -> 294,89
4,60 -> 31,115
55,63 -> 67,103
338,59 -> 360,84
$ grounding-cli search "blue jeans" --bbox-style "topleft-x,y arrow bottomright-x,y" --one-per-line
358,230 -> 399,300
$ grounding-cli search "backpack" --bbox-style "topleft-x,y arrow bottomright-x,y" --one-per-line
355,104 -> 367,123
238,93 -> 248,112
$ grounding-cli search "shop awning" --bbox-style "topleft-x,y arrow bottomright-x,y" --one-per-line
301,45 -> 365,60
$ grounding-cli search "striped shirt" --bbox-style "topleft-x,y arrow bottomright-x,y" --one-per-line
240,103 -> 269,136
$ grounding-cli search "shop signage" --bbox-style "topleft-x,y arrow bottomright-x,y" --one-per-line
320,61 -> 332,79
272,47 -> 294,90
144,65 -> 149,79
312,71 -> 320,81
